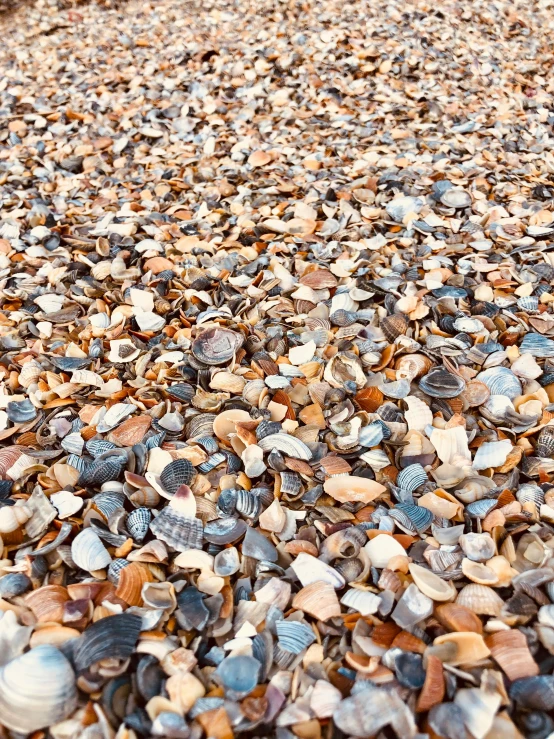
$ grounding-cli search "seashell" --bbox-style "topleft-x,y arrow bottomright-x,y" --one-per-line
456,583 -> 504,616
109,415 -> 151,446
486,629 -> 539,681
323,352 -> 366,389
536,426 -> 554,458
435,602 -> 483,634
150,492 -> 203,552
355,386 -> 384,413
0,645 -> 77,733
71,528 -> 112,572
433,631 -> 491,666
416,654 -> 445,713
116,562 -> 154,606
167,383 -> 195,403
6,398 -> 37,423
472,439 -> 512,470
86,439 -> 117,457
440,188 -> 471,208
516,483 -> 544,506
340,588 -> 381,615
276,620 -> 316,653
520,333 -> 554,357
78,456 -> 125,487
408,563 -> 456,601
243,526 -> 278,561
461,559 -> 499,585
390,503 -> 433,535
380,314 -> 408,342
292,581 -> 341,621
509,675 -> 554,711
126,507 -> 152,542
257,433 -> 312,460
18,360 -> 41,388
213,409 -> 251,443
215,655 -> 260,699
290,552 -> 345,589
477,366 -> 522,400
73,612 -> 142,672
192,327 -> 243,365
323,475 -> 385,504
465,498 -> 498,519
365,535 -> 407,569
397,463 -> 428,492
25,584 -> 69,623
459,532 -> 496,561
0,572 -> 31,599
419,367 -> 466,398
235,488 -> 262,518
160,459 -> 196,495
330,309 -> 358,326
203,517 -> 247,545
129,486 -> 161,507
334,685 -> 415,738
460,380 -> 490,407
108,557 -> 130,584
214,547 -> 240,576
454,687 -> 501,739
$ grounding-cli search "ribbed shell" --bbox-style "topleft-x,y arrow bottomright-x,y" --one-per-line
149,509 -> 203,552
160,459 -> 195,494
126,507 -> 152,542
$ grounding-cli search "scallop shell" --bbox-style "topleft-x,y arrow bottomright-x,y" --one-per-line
0,645 -> 77,733
456,583 -> 504,616
71,528 -> 112,572
257,433 -> 312,460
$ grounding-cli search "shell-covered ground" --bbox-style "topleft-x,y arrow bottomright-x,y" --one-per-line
2,0 -> 554,737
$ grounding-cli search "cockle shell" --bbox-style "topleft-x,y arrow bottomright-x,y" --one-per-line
71,528 -> 112,572
0,646 -> 77,733
456,583 -> 504,616
257,433 -> 312,460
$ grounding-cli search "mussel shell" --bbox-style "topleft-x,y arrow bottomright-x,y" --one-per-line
419,368 -> 466,398
73,613 -> 142,672
6,398 -> 37,423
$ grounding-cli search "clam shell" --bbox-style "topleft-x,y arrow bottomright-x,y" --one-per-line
192,328 -> 243,365
340,588 -> 381,615
290,552 -> 345,589
215,655 -> 260,699
323,475 -> 385,504
214,547 -> 240,576
365,534 -> 407,569
71,528 -> 112,572
107,557 -> 130,584
0,645 -> 77,733
456,583 -> 504,616
243,526 -> 278,561
292,581 -> 341,621
472,439 -> 512,470
5,399 -> 36,425
149,505 -> 203,552
380,314 -> 408,342
257,433 -> 312,460
203,517 -> 247,545
486,629 -> 539,681
116,562 -> 154,606
276,620 -> 316,653
435,602 -> 483,634
520,333 -> 554,357
408,563 -> 456,601
390,503 -> 433,535
397,463 -> 428,492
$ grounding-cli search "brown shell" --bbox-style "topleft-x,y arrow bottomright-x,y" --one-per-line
115,562 -> 154,606
299,269 -> 338,289
391,630 -> 426,653
283,539 -> 319,557
108,415 -> 151,446
434,603 -> 483,635
371,621 -> 402,648
416,654 -> 445,713
380,314 -> 408,342
486,629 -> 539,681
291,581 -> 341,621
355,387 -> 384,412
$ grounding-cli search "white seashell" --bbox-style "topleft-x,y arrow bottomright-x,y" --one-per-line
70,370 -> 103,386
259,498 -> 286,533
257,433 -> 312,460
459,532 -> 496,562
430,426 -> 471,464
340,588 -> 381,615
89,312 -> 110,329
96,403 -> 135,433
290,552 -> 345,589
0,503 -> 32,534
0,645 -> 77,733
330,291 -> 357,314
242,444 -> 267,478
310,680 -> 343,719
173,549 -> 214,570
454,688 -> 501,739
135,311 -> 166,332
511,353 -> 543,380
452,317 -> 485,333
130,288 -> 154,311
404,396 -> 433,431
51,490 -> 84,519
472,439 -> 512,470
408,563 -> 456,601
289,340 -> 316,366
365,535 -> 407,569
0,611 -> 32,666
19,360 -> 41,388
360,449 -> 391,470
71,528 -> 112,572
34,293 -> 65,314
60,432 -> 84,455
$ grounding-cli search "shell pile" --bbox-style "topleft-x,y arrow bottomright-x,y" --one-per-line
2,0 -> 554,736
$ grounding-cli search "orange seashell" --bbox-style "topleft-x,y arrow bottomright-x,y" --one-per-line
220,584 -> 234,620
292,581 -> 341,621
371,621 -> 402,648
434,603 -> 483,635
299,269 -> 338,289
486,629 -> 539,681
416,655 -> 445,713
115,562 -> 154,606
15,432 -> 38,447
26,585 -> 70,623
197,707 -> 233,739
391,631 -> 426,654
272,389 -> 295,420
319,455 -> 352,476
108,415 -> 151,446
355,387 -> 384,413
345,652 -> 380,673
283,540 -> 319,557
497,488 -> 516,506
0,445 -> 25,477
